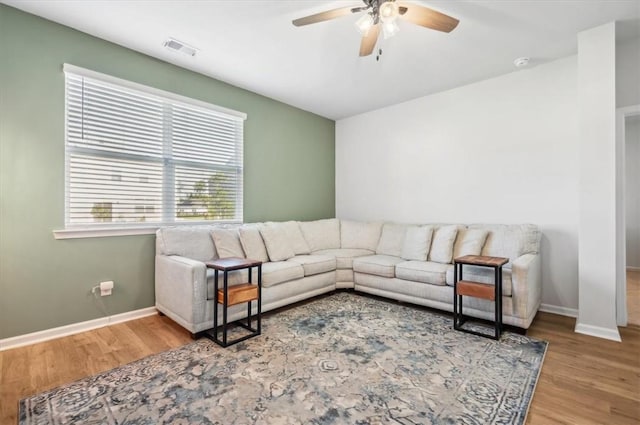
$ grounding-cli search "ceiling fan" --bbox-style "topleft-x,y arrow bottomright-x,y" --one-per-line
292,0 -> 459,57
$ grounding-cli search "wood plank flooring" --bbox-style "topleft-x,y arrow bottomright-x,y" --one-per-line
1,304 -> 639,425
0,315 -> 193,425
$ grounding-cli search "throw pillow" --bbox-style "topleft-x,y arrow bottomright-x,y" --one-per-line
453,228 -> 489,259
259,224 -> 295,261
375,223 -> 407,257
428,225 -> 460,264
401,225 -> 434,261
238,225 -> 270,263
276,221 -> 311,255
210,228 -> 245,259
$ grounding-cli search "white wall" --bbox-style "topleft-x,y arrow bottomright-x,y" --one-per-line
576,22 -> 619,341
615,35 -> 640,325
627,117 -> 640,269
616,37 -> 640,108
336,56 -> 579,310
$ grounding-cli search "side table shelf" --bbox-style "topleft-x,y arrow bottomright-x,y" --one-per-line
453,255 -> 508,340
204,257 -> 262,347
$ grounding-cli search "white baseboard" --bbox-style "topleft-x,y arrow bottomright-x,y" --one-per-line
574,322 -> 622,342
627,266 -> 640,271
0,307 -> 157,351
539,303 -> 578,318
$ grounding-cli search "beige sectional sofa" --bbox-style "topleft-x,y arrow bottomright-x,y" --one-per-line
155,219 -> 541,335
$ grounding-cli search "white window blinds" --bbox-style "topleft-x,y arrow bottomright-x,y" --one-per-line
64,64 -> 245,228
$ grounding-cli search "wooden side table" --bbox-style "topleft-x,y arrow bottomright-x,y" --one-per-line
204,257 -> 262,347
453,255 -> 508,340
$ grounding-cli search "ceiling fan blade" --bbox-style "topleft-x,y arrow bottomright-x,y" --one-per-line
397,3 -> 459,33
359,24 -> 380,57
292,6 -> 357,27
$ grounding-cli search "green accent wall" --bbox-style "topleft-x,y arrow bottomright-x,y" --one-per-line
0,5 -> 335,339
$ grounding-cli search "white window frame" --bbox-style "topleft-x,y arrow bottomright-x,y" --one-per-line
54,64 -> 246,239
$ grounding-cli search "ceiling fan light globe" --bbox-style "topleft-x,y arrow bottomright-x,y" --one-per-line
379,1 -> 399,23
382,19 -> 400,39
355,13 -> 374,35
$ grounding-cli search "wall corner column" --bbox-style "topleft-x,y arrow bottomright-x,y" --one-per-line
576,21 -> 621,341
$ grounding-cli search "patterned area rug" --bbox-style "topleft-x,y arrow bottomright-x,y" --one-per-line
20,293 -> 547,424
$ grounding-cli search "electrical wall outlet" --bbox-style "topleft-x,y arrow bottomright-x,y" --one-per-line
99,280 -> 114,296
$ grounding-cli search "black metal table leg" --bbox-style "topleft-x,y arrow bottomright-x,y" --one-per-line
247,266 -> 252,330
223,270 -> 228,346
213,269 -> 219,343
453,262 -> 458,329
494,266 -> 500,339
498,267 -> 503,336
458,263 -> 464,327
257,264 -> 262,335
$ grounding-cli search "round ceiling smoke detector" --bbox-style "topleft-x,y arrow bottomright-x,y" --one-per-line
514,57 -> 530,68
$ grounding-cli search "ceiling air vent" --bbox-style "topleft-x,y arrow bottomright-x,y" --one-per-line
163,38 -> 198,57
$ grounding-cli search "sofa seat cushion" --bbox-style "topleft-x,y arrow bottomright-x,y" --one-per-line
445,266 -> 513,297
261,261 -> 305,287
313,248 -> 374,269
288,255 -> 336,276
395,261 -> 452,286
352,255 -> 404,278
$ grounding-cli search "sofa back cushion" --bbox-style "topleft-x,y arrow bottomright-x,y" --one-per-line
469,224 -> 540,264
401,225 -> 434,261
238,225 -> 269,263
269,221 -> 311,255
210,228 -> 245,259
452,228 -> 489,259
376,223 -> 407,257
299,218 -> 341,251
260,224 -> 296,261
156,226 -> 216,262
340,220 -> 383,251
428,225 -> 460,264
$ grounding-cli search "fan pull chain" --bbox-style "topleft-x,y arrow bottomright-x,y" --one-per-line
376,48 -> 383,61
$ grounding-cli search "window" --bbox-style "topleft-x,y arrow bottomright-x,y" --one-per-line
64,65 -> 245,230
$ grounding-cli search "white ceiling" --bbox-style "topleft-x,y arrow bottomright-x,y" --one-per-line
4,0 -> 640,119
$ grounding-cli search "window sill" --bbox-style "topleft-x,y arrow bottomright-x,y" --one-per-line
53,220 -> 242,240
53,226 -> 159,239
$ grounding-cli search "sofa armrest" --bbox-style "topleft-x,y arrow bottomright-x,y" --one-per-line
510,253 -> 542,321
155,254 -> 207,331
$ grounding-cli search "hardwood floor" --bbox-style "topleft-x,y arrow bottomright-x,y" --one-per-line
0,315 -> 193,425
1,307 -> 639,425
628,270 -> 640,326
526,313 -> 640,424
